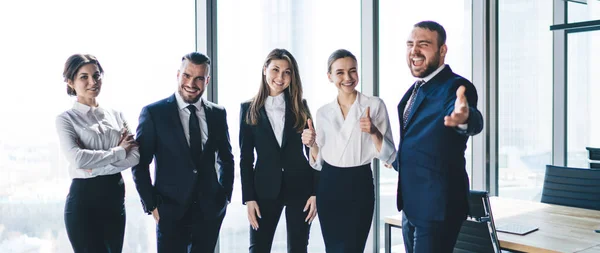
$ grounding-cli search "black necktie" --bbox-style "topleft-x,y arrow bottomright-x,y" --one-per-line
403,80 -> 424,129
187,105 -> 203,164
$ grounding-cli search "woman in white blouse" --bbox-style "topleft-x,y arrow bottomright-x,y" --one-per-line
56,54 -> 139,253
302,49 -> 396,252
239,49 -> 318,252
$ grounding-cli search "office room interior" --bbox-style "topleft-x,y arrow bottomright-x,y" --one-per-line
1,0 -> 600,252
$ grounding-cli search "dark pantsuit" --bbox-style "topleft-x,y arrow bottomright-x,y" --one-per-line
401,212 -> 463,253
157,199 -> 226,253
249,182 -> 311,253
64,173 -> 126,253
317,162 -> 374,253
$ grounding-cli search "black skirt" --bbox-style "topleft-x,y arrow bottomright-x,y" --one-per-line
317,162 -> 374,253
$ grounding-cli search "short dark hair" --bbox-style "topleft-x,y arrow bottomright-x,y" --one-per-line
182,52 -> 211,66
63,54 -> 104,96
414,21 -> 446,48
327,49 -> 357,73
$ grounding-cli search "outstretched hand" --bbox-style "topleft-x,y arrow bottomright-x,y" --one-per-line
444,86 -> 469,127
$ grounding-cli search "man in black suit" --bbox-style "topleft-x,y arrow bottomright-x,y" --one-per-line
395,21 -> 484,253
132,52 -> 234,253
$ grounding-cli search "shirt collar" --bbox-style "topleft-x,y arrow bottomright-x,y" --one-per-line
265,92 -> 285,107
175,91 -> 204,111
72,101 -> 99,114
418,64 -> 447,84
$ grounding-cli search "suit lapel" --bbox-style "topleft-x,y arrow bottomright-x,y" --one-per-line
403,66 -> 451,129
259,107 -> 282,149
167,95 -> 192,157
398,85 -> 413,132
202,100 -> 214,158
281,96 -> 293,149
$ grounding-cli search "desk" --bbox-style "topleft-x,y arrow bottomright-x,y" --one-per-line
384,197 -> 600,253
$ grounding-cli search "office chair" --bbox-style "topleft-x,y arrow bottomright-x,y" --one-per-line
541,165 -> 600,211
586,147 -> 600,168
454,190 -> 503,253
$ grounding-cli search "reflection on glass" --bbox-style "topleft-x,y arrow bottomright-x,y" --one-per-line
0,1 -> 194,252
567,30 -> 600,167
378,0 -> 472,251
217,0 -> 361,252
498,0 -> 552,201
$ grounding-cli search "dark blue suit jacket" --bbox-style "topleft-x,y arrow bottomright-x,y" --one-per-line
395,65 -> 483,222
132,94 -> 234,220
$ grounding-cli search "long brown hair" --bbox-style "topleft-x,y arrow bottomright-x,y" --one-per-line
246,48 -> 311,132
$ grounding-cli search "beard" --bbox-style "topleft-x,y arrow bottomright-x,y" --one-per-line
178,88 -> 203,104
410,51 -> 441,78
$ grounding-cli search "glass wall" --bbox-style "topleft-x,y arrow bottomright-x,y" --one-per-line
378,0 -> 472,250
216,0 -> 361,252
497,0 -> 552,201
0,0 -> 195,253
567,30 -> 600,167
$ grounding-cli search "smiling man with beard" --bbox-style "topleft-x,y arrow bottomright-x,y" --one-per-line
393,21 -> 483,253
132,52 -> 234,253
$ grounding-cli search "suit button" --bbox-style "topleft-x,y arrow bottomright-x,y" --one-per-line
281,168 -> 284,171
193,170 -> 198,174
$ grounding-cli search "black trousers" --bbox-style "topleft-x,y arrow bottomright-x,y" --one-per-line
402,212 -> 464,253
249,182 -> 311,253
64,173 -> 126,253
317,162 -> 374,253
157,199 -> 226,253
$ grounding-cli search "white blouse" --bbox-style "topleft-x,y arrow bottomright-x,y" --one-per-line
56,101 -> 140,179
264,93 -> 286,147
311,92 -> 396,171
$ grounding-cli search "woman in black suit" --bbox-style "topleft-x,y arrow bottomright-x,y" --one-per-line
239,48 -> 318,253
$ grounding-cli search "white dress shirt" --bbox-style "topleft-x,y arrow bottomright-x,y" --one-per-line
264,92 -> 286,147
310,92 -> 397,171
175,92 -> 208,147
56,101 -> 140,179
175,93 -> 225,184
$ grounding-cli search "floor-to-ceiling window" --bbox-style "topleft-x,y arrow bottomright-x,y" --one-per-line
378,1 -> 472,251
566,30 -> 600,168
0,1 -> 195,252
216,1 -> 361,252
566,1 -> 600,168
497,0 -> 552,201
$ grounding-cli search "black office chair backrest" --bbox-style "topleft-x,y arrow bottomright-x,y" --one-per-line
586,147 -> 600,169
586,147 -> 600,160
541,165 -> 600,211
454,190 -> 502,253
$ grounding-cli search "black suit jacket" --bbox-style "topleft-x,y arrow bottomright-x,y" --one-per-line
132,94 -> 234,220
239,97 -> 318,204
395,65 -> 483,222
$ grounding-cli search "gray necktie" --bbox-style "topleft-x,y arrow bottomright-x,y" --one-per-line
403,80 -> 425,129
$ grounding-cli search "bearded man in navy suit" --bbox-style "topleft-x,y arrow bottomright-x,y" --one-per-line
394,21 -> 484,253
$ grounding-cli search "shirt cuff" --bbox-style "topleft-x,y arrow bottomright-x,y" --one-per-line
111,146 -> 127,161
457,123 -> 468,130
308,148 -> 323,171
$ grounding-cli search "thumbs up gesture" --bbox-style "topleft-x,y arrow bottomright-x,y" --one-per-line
360,107 -> 376,134
444,86 -> 470,127
302,118 -> 317,148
